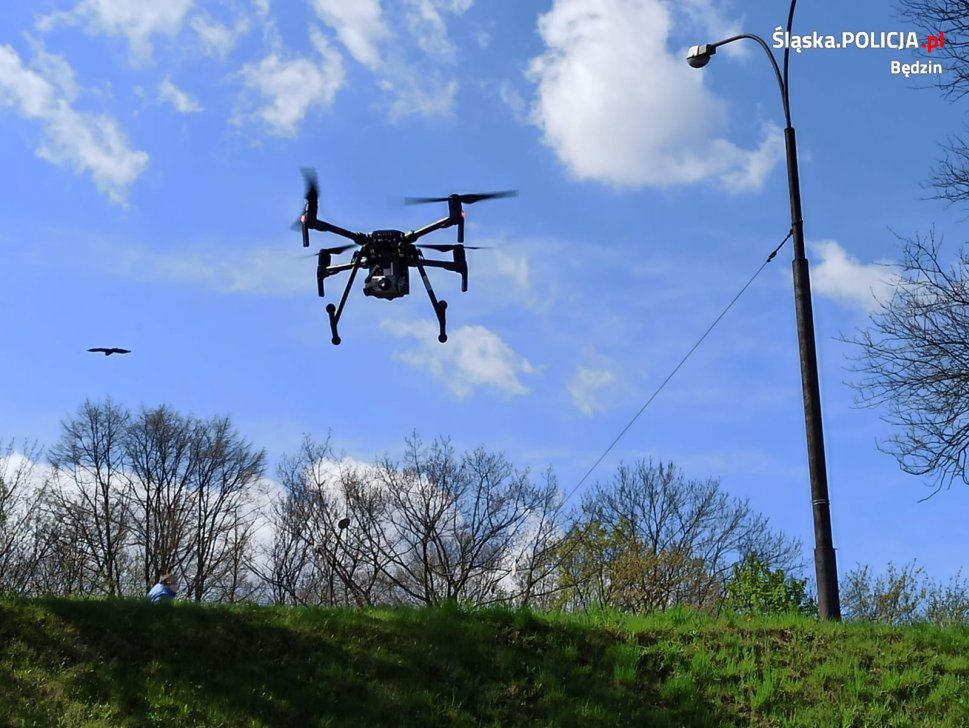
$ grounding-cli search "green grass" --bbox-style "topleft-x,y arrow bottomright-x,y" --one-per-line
1,599 -> 968,726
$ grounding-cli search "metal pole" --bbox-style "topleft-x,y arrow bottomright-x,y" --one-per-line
784,126 -> 841,620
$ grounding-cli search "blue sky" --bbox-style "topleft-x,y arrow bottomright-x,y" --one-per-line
1,0 -> 967,583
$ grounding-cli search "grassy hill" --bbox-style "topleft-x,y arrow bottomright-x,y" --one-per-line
1,598 -> 967,726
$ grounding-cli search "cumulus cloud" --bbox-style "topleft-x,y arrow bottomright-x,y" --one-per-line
158,77 -> 202,113
0,44 -> 148,203
527,0 -> 782,190
382,320 -> 536,398
237,28 -> 345,136
810,241 -> 899,312
37,0 -> 194,63
568,364 -> 619,415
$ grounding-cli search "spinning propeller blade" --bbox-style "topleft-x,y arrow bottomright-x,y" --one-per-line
417,243 -> 488,252
404,190 -> 518,205
291,167 -> 320,244
301,167 -> 319,219
299,244 -> 356,257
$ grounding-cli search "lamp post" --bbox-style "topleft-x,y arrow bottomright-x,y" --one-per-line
687,1 -> 841,620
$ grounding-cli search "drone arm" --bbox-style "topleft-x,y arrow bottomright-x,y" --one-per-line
413,258 -> 449,343
405,217 -> 453,243
418,256 -> 468,293
322,262 -> 357,276
305,218 -> 361,243
325,256 -> 363,345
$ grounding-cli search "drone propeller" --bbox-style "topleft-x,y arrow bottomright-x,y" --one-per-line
291,167 -> 321,244
404,190 -> 517,205
302,167 -> 319,216
299,244 -> 356,257
417,243 -> 488,252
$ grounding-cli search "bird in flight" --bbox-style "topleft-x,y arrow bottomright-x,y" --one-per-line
87,347 -> 131,356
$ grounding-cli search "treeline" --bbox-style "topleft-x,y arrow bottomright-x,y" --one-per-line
1,399 -> 966,623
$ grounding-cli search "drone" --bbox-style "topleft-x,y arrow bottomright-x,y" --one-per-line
294,168 -> 515,345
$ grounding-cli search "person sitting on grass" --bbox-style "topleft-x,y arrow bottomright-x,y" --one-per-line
148,573 -> 179,603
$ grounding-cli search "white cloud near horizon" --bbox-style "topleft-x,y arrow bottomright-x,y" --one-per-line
158,77 -> 203,113
237,28 -> 345,137
0,44 -> 148,204
810,241 -> 899,313
382,320 -> 536,398
527,0 -> 783,190
37,0 -> 194,63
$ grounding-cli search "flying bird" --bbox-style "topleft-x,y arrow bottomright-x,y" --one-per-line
87,347 -> 131,356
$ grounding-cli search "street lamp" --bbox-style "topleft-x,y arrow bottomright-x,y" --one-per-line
687,1 -> 841,620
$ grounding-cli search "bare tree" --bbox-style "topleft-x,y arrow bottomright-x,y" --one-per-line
0,440 -> 48,593
847,233 -> 969,491
554,461 -> 801,612
899,0 -> 969,101
182,416 -> 265,602
48,399 -> 132,596
125,406 -> 195,589
373,436 -> 559,606
505,468 -> 567,609
897,1 -> 969,207
264,437 -> 395,607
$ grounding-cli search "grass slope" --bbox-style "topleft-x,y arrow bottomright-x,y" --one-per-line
1,598 -> 968,726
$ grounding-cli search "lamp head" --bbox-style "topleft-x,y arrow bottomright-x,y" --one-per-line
686,44 -> 716,69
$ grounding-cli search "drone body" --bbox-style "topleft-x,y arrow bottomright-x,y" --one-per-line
295,169 -> 514,345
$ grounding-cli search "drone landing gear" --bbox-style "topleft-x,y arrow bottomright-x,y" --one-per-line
325,256 -> 363,346
326,304 -> 341,345
416,260 -> 448,343
436,301 -> 448,343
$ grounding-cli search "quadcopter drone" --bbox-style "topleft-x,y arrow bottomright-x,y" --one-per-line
294,168 -> 515,345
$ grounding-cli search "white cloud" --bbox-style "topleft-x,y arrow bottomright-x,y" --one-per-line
527,0 -> 782,190
37,0 -> 194,62
810,241 -> 899,313
568,365 -> 618,415
237,28 -> 345,136
404,0 -> 473,57
158,77 -> 203,113
681,0 -> 746,58
311,0 -> 389,70
310,0 -> 470,119
382,75 -> 458,120
190,14 -> 249,58
382,320 -> 536,398
0,44 -> 148,204
105,240 -> 309,297
497,81 -> 528,124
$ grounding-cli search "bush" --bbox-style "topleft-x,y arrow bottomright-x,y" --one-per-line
723,555 -> 814,616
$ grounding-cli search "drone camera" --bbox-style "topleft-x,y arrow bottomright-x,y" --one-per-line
364,259 -> 409,300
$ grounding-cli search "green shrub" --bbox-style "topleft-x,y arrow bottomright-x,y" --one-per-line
723,555 -> 814,616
